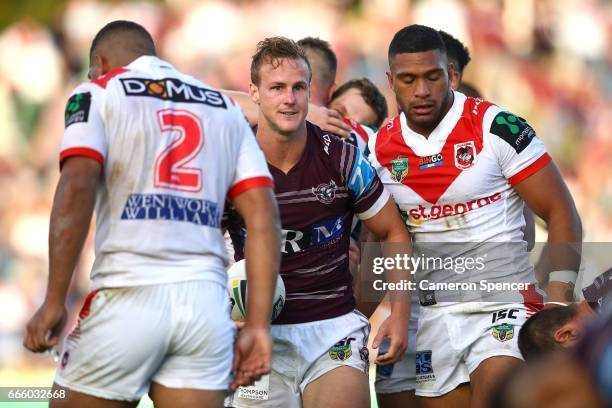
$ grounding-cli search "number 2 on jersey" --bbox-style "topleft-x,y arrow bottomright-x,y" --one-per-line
154,109 -> 204,192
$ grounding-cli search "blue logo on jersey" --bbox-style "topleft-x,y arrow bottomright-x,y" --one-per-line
280,215 -> 345,254
311,217 -> 344,245
121,194 -> 220,227
348,149 -> 376,199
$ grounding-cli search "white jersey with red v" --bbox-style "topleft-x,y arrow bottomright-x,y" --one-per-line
368,92 -> 550,293
369,92 -> 549,243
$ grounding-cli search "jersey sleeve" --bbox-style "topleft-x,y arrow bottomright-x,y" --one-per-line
60,83 -> 107,169
227,108 -> 273,201
342,141 -> 390,220
483,105 -> 552,186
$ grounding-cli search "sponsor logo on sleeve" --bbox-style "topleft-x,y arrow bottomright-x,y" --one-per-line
454,141 -> 477,170
65,92 -> 91,128
349,149 -> 376,198
120,78 -> 227,108
491,308 -> 519,324
492,324 -> 514,342
490,111 -> 536,154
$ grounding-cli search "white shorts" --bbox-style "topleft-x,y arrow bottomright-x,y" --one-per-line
55,281 -> 235,401
227,310 -> 370,408
415,302 -> 532,397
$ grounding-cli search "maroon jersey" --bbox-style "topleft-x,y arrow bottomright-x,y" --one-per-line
224,122 -> 388,324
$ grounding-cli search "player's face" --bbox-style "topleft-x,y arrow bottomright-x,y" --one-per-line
250,57 -> 310,136
329,87 -> 378,127
387,50 -> 453,136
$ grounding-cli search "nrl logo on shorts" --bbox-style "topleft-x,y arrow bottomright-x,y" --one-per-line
492,324 -> 514,342
329,337 -> 354,361
312,180 -> 337,204
390,157 -> 409,182
454,141 -> 477,170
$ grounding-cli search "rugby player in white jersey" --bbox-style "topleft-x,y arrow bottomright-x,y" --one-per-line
23,20 -> 281,408
367,25 -> 582,408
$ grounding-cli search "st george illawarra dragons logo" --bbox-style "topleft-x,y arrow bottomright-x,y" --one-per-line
312,180 -> 338,204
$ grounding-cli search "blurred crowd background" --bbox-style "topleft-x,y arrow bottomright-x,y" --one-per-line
0,0 -> 610,378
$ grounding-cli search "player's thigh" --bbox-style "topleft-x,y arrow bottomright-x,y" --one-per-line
302,365 -> 369,408
377,390 -> 419,408
149,381 -> 225,408
469,356 -> 523,408
417,383 -> 470,408
49,382 -> 138,408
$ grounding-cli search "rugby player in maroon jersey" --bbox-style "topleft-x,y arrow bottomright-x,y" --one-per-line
224,37 -> 411,408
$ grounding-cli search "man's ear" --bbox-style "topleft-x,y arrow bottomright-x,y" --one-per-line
386,71 -> 394,89
448,62 -> 461,90
325,82 -> 337,106
553,321 -> 580,346
249,82 -> 260,104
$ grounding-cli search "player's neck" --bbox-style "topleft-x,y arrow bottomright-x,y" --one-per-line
256,119 -> 308,174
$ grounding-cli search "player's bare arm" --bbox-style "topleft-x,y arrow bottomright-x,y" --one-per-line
306,104 -> 352,139
24,157 -> 101,353
223,90 -> 260,127
231,186 -> 281,389
513,161 -> 582,304
362,197 -> 411,364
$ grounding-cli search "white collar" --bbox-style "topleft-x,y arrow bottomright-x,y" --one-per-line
126,55 -> 175,71
400,91 -> 466,149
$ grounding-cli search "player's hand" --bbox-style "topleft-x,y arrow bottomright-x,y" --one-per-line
231,325 -> 272,391
307,105 -> 352,139
371,312 -> 408,365
23,301 -> 67,353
